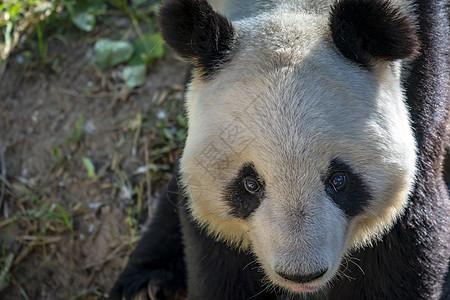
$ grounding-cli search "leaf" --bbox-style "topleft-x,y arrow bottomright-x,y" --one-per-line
128,33 -> 165,66
176,114 -> 187,128
65,116 -> 85,144
146,34 -> 165,58
55,203 -> 73,231
67,0 -> 105,32
82,156 -> 96,179
50,33 -> 68,46
176,129 -> 187,142
122,64 -> 146,88
71,11 -> 96,32
94,39 -> 134,71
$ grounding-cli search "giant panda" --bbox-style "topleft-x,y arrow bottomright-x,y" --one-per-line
111,0 -> 450,299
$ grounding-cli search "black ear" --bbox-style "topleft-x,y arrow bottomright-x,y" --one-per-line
329,0 -> 420,67
158,0 -> 235,78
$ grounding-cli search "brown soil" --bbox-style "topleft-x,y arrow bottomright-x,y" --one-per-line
0,30 -> 189,299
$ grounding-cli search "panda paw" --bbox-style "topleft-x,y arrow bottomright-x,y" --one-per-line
111,268 -> 186,300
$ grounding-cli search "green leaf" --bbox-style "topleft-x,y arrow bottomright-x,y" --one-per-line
6,2 -> 23,21
176,128 -> 187,142
176,114 -> 187,128
71,11 -> 96,32
146,34 -> 165,58
94,39 -> 134,71
123,64 -> 146,88
65,117 -> 85,144
50,34 -> 68,47
55,204 -> 73,231
129,33 -> 165,66
67,0 -> 105,32
82,156 -> 96,179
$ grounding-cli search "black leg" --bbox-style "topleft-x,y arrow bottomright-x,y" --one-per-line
111,176 -> 187,300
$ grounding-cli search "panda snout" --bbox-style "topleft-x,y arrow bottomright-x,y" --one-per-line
275,268 -> 328,284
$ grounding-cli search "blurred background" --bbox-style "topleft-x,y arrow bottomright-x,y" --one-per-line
0,1 -> 448,299
0,0 -> 189,298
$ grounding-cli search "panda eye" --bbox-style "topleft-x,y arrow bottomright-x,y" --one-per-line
329,172 -> 347,192
243,177 -> 260,194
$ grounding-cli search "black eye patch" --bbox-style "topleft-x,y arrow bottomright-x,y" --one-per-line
324,159 -> 372,217
224,163 -> 265,219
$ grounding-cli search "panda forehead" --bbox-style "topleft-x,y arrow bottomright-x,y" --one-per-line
197,56 -> 377,141
231,10 -> 331,63
236,10 -> 328,41
188,51 -> 381,173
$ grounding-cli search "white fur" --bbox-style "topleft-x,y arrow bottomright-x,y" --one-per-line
180,0 -> 417,294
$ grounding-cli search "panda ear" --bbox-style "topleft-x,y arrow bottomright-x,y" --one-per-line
158,0 -> 235,78
329,0 -> 420,67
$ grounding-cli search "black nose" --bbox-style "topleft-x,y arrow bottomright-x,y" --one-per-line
276,268 -> 328,283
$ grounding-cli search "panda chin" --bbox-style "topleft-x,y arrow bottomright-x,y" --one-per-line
281,278 -> 324,294
290,284 -> 319,293
270,274 -> 331,297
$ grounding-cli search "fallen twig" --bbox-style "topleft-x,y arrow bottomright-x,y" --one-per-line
16,235 -> 62,245
13,244 -> 34,266
0,216 -> 17,228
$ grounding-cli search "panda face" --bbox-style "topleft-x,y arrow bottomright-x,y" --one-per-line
162,0 -> 418,294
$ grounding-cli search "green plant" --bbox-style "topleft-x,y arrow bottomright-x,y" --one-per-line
1,0 -> 164,73
81,156 -> 97,179
93,1 -> 166,87
52,145 -> 71,170
16,185 -> 74,255
1,1 -> 50,71
64,0 -> 106,32
65,117 -> 85,145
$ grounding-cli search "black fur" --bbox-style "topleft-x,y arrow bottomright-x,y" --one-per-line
224,163 -> 266,219
329,0 -> 420,67
324,159 -> 372,217
158,0 -> 235,78
329,0 -> 450,298
178,195 -> 274,300
110,177 -> 186,300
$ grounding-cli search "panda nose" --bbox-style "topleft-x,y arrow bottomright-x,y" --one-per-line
276,268 -> 328,283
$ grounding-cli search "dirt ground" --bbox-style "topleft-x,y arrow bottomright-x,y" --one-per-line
0,27 -> 189,299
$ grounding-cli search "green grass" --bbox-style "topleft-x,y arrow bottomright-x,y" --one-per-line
16,185 -> 74,254
65,117 -> 85,145
0,183 -> 75,294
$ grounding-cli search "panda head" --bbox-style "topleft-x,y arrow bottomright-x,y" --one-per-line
160,0 -> 418,294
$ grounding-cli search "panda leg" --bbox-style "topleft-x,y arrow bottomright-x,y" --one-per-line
111,175 -> 186,300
